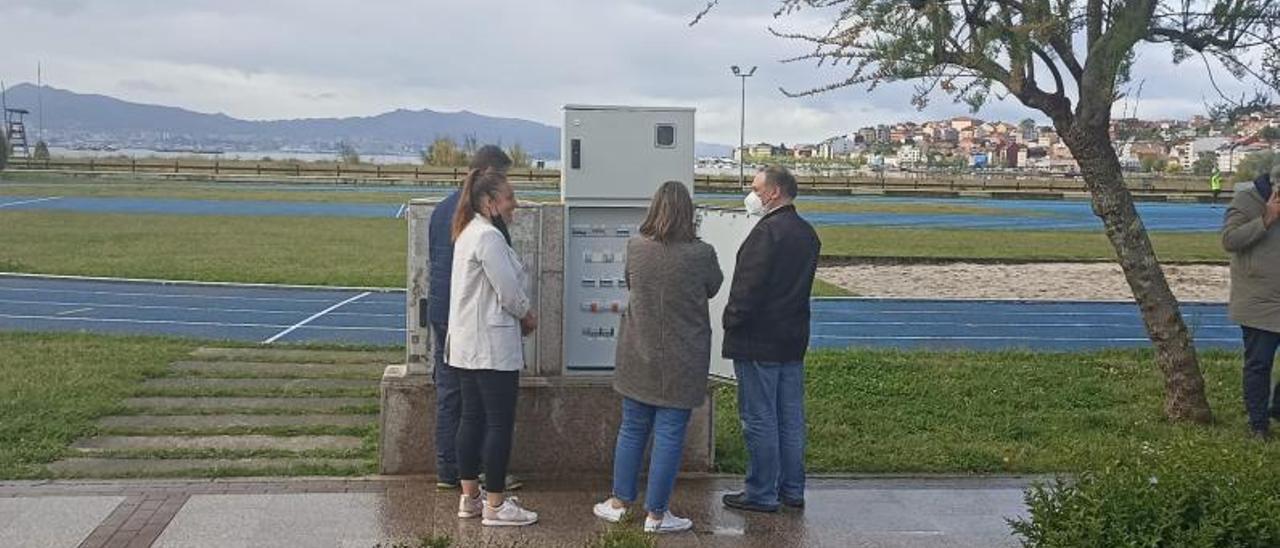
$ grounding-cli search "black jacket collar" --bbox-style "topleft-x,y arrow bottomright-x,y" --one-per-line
761,203 -> 797,222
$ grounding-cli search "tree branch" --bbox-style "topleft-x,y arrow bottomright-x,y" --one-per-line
1030,44 -> 1066,95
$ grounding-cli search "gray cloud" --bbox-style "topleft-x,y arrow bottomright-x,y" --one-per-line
117,79 -> 176,94
0,0 -> 1264,144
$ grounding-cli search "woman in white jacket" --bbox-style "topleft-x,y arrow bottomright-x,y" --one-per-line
447,169 -> 539,527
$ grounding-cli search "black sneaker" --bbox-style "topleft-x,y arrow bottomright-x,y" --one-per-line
1251,427 -> 1272,442
781,496 -> 805,509
722,492 -> 779,513
436,479 -> 459,490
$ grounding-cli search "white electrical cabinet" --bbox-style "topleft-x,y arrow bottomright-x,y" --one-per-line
561,105 -> 695,202
559,105 -> 752,380
696,208 -> 758,380
561,105 -> 694,373
563,206 -> 642,371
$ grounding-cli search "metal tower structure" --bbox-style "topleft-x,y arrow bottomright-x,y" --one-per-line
5,108 -> 31,159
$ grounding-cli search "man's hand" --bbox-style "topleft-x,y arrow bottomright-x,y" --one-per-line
520,311 -> 538,336
1266,190 -> 1280,229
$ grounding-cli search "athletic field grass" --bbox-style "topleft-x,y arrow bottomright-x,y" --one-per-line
5,331 -> 1276,479
0,211 -> 1225,289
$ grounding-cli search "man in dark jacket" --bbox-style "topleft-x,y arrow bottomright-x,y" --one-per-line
427,145 -> 513,488
721,165 -> 821,513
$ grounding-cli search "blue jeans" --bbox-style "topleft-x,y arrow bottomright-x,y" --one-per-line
734,360 -> 806,508
431,321 -> 462,483
1242,326 -> 1280,430
611,397 -> 692,514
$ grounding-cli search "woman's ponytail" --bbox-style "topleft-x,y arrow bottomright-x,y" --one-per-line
451,168 -> 509,241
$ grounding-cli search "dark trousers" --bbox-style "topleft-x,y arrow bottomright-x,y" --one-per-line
430,322 -> 462,482
1241,326 -> 1280,430
457,368 -> 519,493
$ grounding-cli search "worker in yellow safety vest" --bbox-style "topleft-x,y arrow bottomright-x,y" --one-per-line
1211,170 -> 1223,201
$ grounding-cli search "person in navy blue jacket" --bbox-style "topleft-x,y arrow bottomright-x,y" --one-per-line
428,145 -> 514,489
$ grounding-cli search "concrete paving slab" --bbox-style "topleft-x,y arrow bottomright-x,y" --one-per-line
45,458 -> 371,478
138,377 -> 376,394
71,435 -> 363,452
190,347 -> 401,364
153,493 -> 416,548
97,414 -> 376,431
0,495 -> 124,548
170,360 -> 386,379
122,396 -> 377,413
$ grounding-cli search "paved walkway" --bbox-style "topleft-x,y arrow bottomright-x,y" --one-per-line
0,476 -> 1034,547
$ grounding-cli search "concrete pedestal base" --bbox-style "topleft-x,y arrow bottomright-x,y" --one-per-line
378,365 -> 433,475
379,366 -> 714,475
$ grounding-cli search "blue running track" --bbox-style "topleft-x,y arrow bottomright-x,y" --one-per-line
0,193 -> 1225,231
0,275 -> 1238,351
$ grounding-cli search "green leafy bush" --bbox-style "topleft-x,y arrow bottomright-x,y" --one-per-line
1010,442 -> 1280,547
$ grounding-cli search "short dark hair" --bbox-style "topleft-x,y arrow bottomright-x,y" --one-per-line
761,165 -> 798,199
469,145 -> 513,173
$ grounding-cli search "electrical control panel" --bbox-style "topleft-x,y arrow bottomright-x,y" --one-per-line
563,206 -> 645,372
560,105 -> 698,375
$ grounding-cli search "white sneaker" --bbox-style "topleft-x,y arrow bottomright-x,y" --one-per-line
457,490 -> 486,519
644,511 -> 692,534
482,497 -> 538,527
593,499 -> 627,523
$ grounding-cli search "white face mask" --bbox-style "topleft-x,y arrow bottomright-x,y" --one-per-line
743,191 -> 766,216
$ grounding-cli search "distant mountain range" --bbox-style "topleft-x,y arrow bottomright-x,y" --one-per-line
0,83 -> 734,158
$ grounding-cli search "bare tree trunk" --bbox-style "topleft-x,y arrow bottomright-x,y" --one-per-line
1062,124 -> 1214,424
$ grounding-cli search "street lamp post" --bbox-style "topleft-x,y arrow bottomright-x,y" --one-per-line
731,65 -> 757,189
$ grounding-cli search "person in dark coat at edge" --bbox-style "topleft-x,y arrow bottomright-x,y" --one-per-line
1222,164 -> 1280,441
720,165 -> 821,513
427,145 -> 523,489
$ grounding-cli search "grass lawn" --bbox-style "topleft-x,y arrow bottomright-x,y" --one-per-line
0,211 -> 406,287
4,174 -> 1051,218
5,332 -> 1274,479
714,348 -> 1278,474
0,211 -> 1225,290
0,332 -> 195,478
811,279 -> 854,296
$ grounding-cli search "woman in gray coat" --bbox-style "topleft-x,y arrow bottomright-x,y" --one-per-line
592,181 -> 724,534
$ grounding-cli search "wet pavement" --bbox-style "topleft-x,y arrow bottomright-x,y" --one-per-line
0,476 -> 1035,547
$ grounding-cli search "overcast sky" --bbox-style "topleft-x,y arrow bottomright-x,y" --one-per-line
1,0 -> 1266,145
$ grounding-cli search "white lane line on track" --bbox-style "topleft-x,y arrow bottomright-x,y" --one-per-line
0,312 -> 401,332
55,307 -> 94,316
813,320 -> 1237,329
395,203 -> 407,218
0,196 -> 62,208
0,286 -> 345,304
814,310 -> 1228,318
0,271 -> 403,293
0,298 -> 401,318
263,292 -> 372,344
813,335 -> 1240,342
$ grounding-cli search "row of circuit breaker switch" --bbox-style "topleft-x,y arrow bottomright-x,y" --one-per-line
581,278 -> 628,289
582,327 -> 617,339
571,225 -> 638,238
581,301 -> 627,314
583,251 -> 625,264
